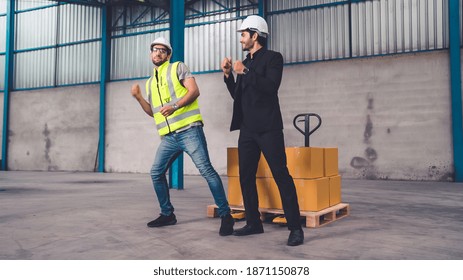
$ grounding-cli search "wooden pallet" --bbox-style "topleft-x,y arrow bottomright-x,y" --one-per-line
207,203 -> 350,228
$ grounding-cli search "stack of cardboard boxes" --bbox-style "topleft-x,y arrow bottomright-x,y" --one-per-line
227,147 -> 341,212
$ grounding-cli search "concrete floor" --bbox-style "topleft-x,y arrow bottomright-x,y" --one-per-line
1,171 -> 462,260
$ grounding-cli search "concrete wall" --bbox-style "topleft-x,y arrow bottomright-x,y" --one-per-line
105,81 -> 159,173
280,52 -> 453,181
7,85 -> 100,171
0,50 -> 459,181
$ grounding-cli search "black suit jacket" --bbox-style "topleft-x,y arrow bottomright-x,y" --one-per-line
224,48 -> 284,133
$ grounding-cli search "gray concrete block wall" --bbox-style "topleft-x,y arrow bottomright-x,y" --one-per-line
105,81 -> 159,173
280,51 -> 453,181
0,50 -> 460,181
7,85 -> 100,171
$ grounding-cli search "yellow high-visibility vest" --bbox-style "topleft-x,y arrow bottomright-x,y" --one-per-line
145,61 -> 203,136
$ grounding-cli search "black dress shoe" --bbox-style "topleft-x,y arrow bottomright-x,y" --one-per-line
287,229 -> 304,246
233,224 -> 264,236
219,214 -> 235,236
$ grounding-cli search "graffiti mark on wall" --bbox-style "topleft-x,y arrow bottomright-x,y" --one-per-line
43,123 -> 58,171
350,93 -> 378,179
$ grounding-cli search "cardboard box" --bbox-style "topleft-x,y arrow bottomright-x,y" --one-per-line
256,178 -> 282,209
227,146 -> 332,212
295,177 -> 330,211
257,147 -> 325,179
228,177 -> 282,209
286,147 -> 324,179
328,175 -> 341,206
227,148 -> 239,177
229,176 -> 331,212
227,147 -> 267,177
323,147 -> 339,177
227,176 -> 243,206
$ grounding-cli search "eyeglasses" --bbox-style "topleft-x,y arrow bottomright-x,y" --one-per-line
151,47 -> 168,55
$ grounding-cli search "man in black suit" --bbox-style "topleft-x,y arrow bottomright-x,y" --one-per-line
221,15 -> 304,246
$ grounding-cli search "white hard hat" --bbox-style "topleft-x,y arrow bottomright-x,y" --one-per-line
150,37 -> 172,53
237,15 -> 269,37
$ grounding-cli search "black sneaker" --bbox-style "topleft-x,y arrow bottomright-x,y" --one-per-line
147,213 -> 177,227
219,214 -> 235,236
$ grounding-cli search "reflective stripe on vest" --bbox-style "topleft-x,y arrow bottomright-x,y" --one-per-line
146,61 -> 203,136
156,108 -> 201,130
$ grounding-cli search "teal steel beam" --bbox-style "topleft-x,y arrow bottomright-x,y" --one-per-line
111,28 -> 170,39
449,0 -> 463,182
97,5 -> 110,172
170,0 -> 184,61
53,0 -> 104,7
236,0 -> 240,17
15,38 -> 101,53
15,3 -> 60,13
1,0 -> 15,171
168,0 -> 185,189
267,1 -> 349,16
184,16 -> 247,28
258,0 -> 265,18
348,0 -> 353,58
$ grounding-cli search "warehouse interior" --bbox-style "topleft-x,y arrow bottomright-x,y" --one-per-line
0,0 -> 461,181
0,0 -> 463,264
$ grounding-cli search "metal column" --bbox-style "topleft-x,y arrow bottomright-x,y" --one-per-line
97,5 -> 110,172
1,0 -> 15,171
449,0 -> 463,182
258,0 -> 265,17
168,0 -> 185,189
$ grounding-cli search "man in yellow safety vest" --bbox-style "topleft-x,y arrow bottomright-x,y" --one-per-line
131,37 -> 234,236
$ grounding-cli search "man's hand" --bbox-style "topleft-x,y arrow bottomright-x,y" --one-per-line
131,84 -> 142,100
233,60 -> 246,74
159,105 -> 176,117
221,57 -> 232,78
130,83 -> 154,117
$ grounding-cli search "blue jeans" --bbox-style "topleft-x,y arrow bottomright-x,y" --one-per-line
150,125 -> 230,217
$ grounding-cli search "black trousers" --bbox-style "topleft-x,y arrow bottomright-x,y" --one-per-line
238,129 -> 302,230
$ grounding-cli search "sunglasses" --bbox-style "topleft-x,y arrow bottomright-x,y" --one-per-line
151,47 -> 169,54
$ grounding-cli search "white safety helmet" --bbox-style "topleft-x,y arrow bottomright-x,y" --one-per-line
237,15 -> 269,38
150,37 -> 172,54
